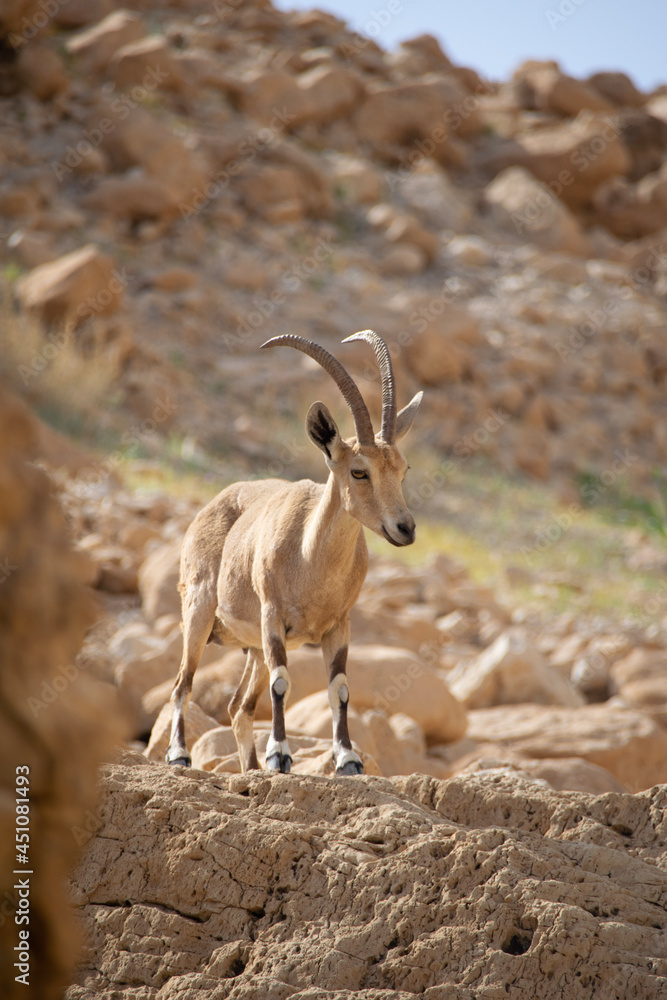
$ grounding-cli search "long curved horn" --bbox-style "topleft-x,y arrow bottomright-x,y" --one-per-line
342,330 -> 397,443
261,335 -> 375,446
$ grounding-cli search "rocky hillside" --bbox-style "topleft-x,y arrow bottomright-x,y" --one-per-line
2,0 -> 667,491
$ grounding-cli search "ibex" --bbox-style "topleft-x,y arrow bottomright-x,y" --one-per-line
166,331 -> 422,775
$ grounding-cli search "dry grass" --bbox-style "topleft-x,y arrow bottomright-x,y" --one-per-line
0,282 -> 121,442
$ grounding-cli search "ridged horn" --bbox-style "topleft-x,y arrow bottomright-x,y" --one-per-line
261,335 -> 375,446
342,330 -> 396,443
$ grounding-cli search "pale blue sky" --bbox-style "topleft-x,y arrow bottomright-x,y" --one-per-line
274,0 -> 666,92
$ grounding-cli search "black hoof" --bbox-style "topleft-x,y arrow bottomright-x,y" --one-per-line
266,752 -> 292,774
336,760 -> 364,776
167,754 -> 191,768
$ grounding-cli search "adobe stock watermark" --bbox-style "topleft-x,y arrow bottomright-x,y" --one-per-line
545,0 -> 589,30
222,235 -> 337,351
71,809 -> 104,847
51,67 -> 170,181
520,448 -> 639,564
7,0 -> 71,48
69,394 -> 177,499
510,122 -> 621,236
372,614 -> 472,715
179,108 -> 296,221
0,557 -> 18,583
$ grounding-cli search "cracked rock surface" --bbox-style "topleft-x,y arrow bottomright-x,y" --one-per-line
67,757 -> 667,999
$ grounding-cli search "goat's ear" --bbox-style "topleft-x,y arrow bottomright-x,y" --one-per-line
395,391 -> 423,441
306,402 -> 343,460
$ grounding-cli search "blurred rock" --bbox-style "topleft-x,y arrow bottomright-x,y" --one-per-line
485,166 -> 591,255
138,539 -> 182,624
65,9 -> 146,73
16,244 -> 123,326
465,703 -> 667,791
448,628 -> 585,709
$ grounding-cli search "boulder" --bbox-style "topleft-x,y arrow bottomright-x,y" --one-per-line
594,165 -> 667,239
16,43 -> 68,100
137,539 -> 182,624
65,9 -> 146,73
68,762 -> 667,999
610,648 -> 667,727
517,756 -> 627,794
326,155 -> 386,206
16,244 -> 123,326
144,700 -> 220,762
295,64 -> 364,125
190,725 -> 241,770
484,166 -> 591,255
236,68 -> 313,127
109,35 -> 183,93
587,71 -> 645,109
465,703 -> 667,791
81,104 -> 207,220
505,113 -> 633,208
402,300 -> 480,386
352,73 -> 481,154
613,109 -> 667,181
396,166 -> 474,231
448,628 -> 585,710
515,63 -> 614,116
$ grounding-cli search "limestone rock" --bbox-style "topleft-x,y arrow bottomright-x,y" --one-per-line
594,164 -> 667,238
402,300 -> 480,385
65,10 -> 146,73
485,166 -> 591,255
0,386 -> 124,1000
67,763 -> 667,999
515,63 -> 614,116
81,104 -> 207,220
465,703 -> 667,791
448,628 -> 585,709
296,63 -> 364,125
16,42 -> 68,100
587,71 -> 646,109
16,244 -> 123,326
353,73 -> 482,152
137,539 -> 182,624
109,35 -> 182,93
487,113 -> 633,208
610,647 -> 667,727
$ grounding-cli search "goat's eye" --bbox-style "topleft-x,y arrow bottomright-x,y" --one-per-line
351,469 -> 368,480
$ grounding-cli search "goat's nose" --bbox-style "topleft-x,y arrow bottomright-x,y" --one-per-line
396,519 -> 416,544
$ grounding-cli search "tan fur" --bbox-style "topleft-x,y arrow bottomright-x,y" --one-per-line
166,346 -> 421,775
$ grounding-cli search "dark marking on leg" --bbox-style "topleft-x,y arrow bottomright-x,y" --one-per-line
330,646 -> 348,679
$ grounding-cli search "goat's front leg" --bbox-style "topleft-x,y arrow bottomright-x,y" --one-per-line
261,606 -> 293,773
322,621 -> 364,776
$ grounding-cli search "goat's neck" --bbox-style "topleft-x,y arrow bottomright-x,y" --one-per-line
301,472 -> 362,569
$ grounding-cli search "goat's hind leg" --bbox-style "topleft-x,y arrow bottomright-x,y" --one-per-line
166,589 -> 215,767
229,648 -> 269,772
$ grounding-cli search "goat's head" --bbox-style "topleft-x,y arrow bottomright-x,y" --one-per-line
261,332 -> 422,546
